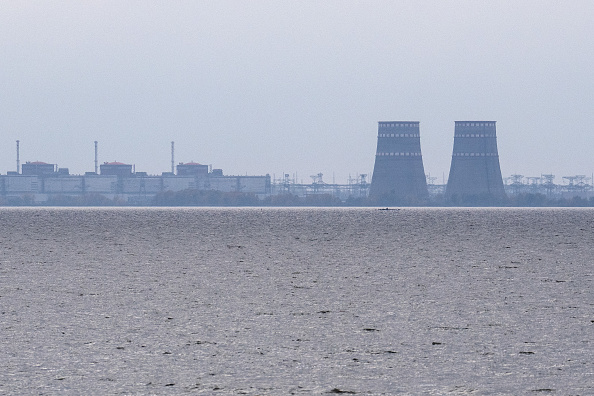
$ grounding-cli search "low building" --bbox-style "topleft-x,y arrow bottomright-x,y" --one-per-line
44,177 -> 84,194
100,162 -> 133,177
122,176 -> 163,194
204,175 -> 271,194
2,175 -> 40,193
1,165 -> 272,204
177,162 -> 209,176
84,175 -> 118,194
162,176 -> 196,192
21,161 -> 56,176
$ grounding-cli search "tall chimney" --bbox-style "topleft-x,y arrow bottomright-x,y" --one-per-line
171,141 -> 175,174
16,140 -> 20,174
94,141 -> 98,174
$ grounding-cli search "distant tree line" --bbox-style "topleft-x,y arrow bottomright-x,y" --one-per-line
2,190 -> 594,207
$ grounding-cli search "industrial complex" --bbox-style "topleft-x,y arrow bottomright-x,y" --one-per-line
0,141 -> 272,204
2,162 -> 271,205
368,120 -> 592,205
1,124 -> 592,205
368,120 -> 506,204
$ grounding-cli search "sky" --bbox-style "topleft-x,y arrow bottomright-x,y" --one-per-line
1,1 -> 593,184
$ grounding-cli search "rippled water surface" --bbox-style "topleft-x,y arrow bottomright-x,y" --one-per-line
1,208 -> 593,395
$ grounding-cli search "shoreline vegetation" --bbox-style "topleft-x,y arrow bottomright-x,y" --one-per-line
2,190 -> 594,207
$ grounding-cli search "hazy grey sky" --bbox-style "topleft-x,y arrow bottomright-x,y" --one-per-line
1,1 -> 592,183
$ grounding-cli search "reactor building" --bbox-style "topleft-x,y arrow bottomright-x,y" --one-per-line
445,121 -> 506,203
369,121 -> 428,203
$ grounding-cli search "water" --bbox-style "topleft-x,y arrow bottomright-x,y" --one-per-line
0,208 -> 592,395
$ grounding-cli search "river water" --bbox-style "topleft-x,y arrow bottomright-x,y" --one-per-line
0,208 -> 592,394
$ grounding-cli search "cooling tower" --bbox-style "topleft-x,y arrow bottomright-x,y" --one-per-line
445,121 -> 506,203
370,121 -> 428,203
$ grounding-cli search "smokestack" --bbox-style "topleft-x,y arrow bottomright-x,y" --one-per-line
369,121 -> 428,203
171,141 -> 175,174
445,121 -> 506,204
94,141 -> 98,174
16,140 -> 20,174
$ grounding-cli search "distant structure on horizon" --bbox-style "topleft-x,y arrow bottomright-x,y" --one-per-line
445,121 -> 506,203
370,121 -> 428,203
1,155 -> 271,204
100,162 -> 133,177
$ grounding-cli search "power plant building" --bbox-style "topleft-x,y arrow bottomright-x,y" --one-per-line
21,161 -> 57,176
177,162 -> 209,176
100,162 -> 133,177
445,121 -> 506,203
1,164 -> 271,204
370,121 -> 428,203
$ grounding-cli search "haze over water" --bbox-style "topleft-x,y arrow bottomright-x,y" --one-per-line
1,208 -> 593,394
2,2 -> 594,179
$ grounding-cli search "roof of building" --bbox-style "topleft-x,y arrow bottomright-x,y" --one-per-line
103,162 -> 130,166
180,162 -> 204,166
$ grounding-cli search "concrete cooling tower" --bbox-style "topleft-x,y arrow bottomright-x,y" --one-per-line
370,121 -> 428,203
445,121 -> 506,203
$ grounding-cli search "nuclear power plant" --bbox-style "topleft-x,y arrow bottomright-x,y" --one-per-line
6,120 -> 593,206
369,121 -> 428,203
445,121 -> 506,203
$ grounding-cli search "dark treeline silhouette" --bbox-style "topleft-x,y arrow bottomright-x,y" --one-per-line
2,190 -> 594,207
153,190 -> 261,206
